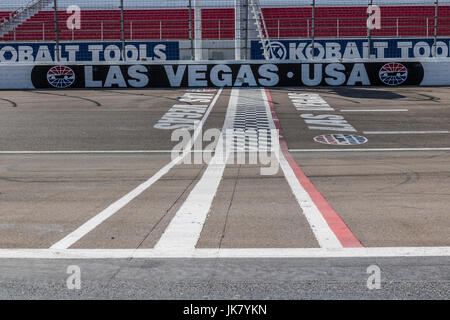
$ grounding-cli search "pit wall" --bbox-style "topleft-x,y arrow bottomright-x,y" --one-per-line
2,38 -> 450,63
0,60 -> 449,89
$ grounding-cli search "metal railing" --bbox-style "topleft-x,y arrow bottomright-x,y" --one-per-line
0,0 -> 449,60
3,16 -> 450,42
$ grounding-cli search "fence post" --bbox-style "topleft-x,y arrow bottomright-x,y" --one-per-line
53,0 -> 60,62
367,0 -> 373,59
278,19 -> 280,38
434,0 -> 438,57
130,21 -> 133,40
235,0 -> 241,60
311,0 -> 315,59
194,0 -> 203,60
396,18 -> 399,37
307,19 -> 309,38
337,18 -> 339,38
189,0 -> 194,60
244,0 -> 249,60
120,0 -> 126,61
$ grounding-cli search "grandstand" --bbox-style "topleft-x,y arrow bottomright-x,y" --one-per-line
0,0 -> 449,42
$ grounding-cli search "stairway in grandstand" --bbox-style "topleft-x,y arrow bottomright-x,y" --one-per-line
248,0 -> 273,60
0,0 -> 53,38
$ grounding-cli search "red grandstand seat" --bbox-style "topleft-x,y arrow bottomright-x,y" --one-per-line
0,6 -> 448,41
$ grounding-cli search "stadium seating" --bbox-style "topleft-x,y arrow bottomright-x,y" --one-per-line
0,11 -> 12,24
0,6 -> 449,41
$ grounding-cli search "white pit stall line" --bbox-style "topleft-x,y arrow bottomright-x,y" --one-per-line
0,150 -> 211,154
154,89 -> 238,251
50,88 -> 223,250
1,247 -> 450,259
156,88 -> 343,251
341,109 -> 408,112
262,89 -> 343,249
289,148 -> 450,152
364,131 -> 450,135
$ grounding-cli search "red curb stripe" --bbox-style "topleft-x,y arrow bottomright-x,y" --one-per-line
265,88 -> 363,248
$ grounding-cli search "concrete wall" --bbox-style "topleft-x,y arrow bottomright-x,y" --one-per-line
1,59 -> 450,89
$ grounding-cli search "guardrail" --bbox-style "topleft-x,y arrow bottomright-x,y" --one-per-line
2,17 -> 450,41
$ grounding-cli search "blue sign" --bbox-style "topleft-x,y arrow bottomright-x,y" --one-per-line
251,38 -> 450,60
0,41 -> 179,63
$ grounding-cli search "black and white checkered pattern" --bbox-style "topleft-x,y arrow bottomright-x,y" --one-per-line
226,90 -> 274,152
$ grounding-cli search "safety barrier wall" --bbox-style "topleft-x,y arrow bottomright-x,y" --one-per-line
0,41 -> 180,63
1,60 -> 450,89
2,38 -> 450,63
252,38 -> 450,60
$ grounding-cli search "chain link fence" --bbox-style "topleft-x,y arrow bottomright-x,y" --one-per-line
0,0 -> 449,61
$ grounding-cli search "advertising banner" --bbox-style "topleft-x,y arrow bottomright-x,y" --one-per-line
0,41 -> 179,63
29,62 -> 425,89
251,39 -> 450,60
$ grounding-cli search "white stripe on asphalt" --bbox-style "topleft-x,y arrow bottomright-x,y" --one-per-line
50,88 -> 223,250
0,150 -> 208,154
289,148 -> 450,152
262,89 -> 342,249
0,247 -> 450,259
154,89 -> 238,251
341,109 -> 408,112
4,148 -> 450,155
364,131 -> 450,134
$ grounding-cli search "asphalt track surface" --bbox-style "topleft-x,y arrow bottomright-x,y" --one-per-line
0,87 -> 449,299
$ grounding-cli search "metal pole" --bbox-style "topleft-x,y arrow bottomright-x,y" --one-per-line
120,0 -> 126,61
189,0 -> 194,60
434,0 -> 438,57
235,0 -> 241,60
337,18 -> 339,38
278,19 -> 280,38
396,18 -> 399,38
53,0 -> 60,62
311,0 -> 315,59
194,0 -> 203,60
244,0 -> 249,60
367,0 -> 373,59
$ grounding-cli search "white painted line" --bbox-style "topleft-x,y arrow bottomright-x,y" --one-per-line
341,109 -> 408,112
50,88 -> 223,250
1,247 -> 450,259
0,150 -> 208,155
154,89 -> 238,251
364,131 -> 450,135
262,89 -> 342,249
277,152 -> 342,248
289,148 -> 450,152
